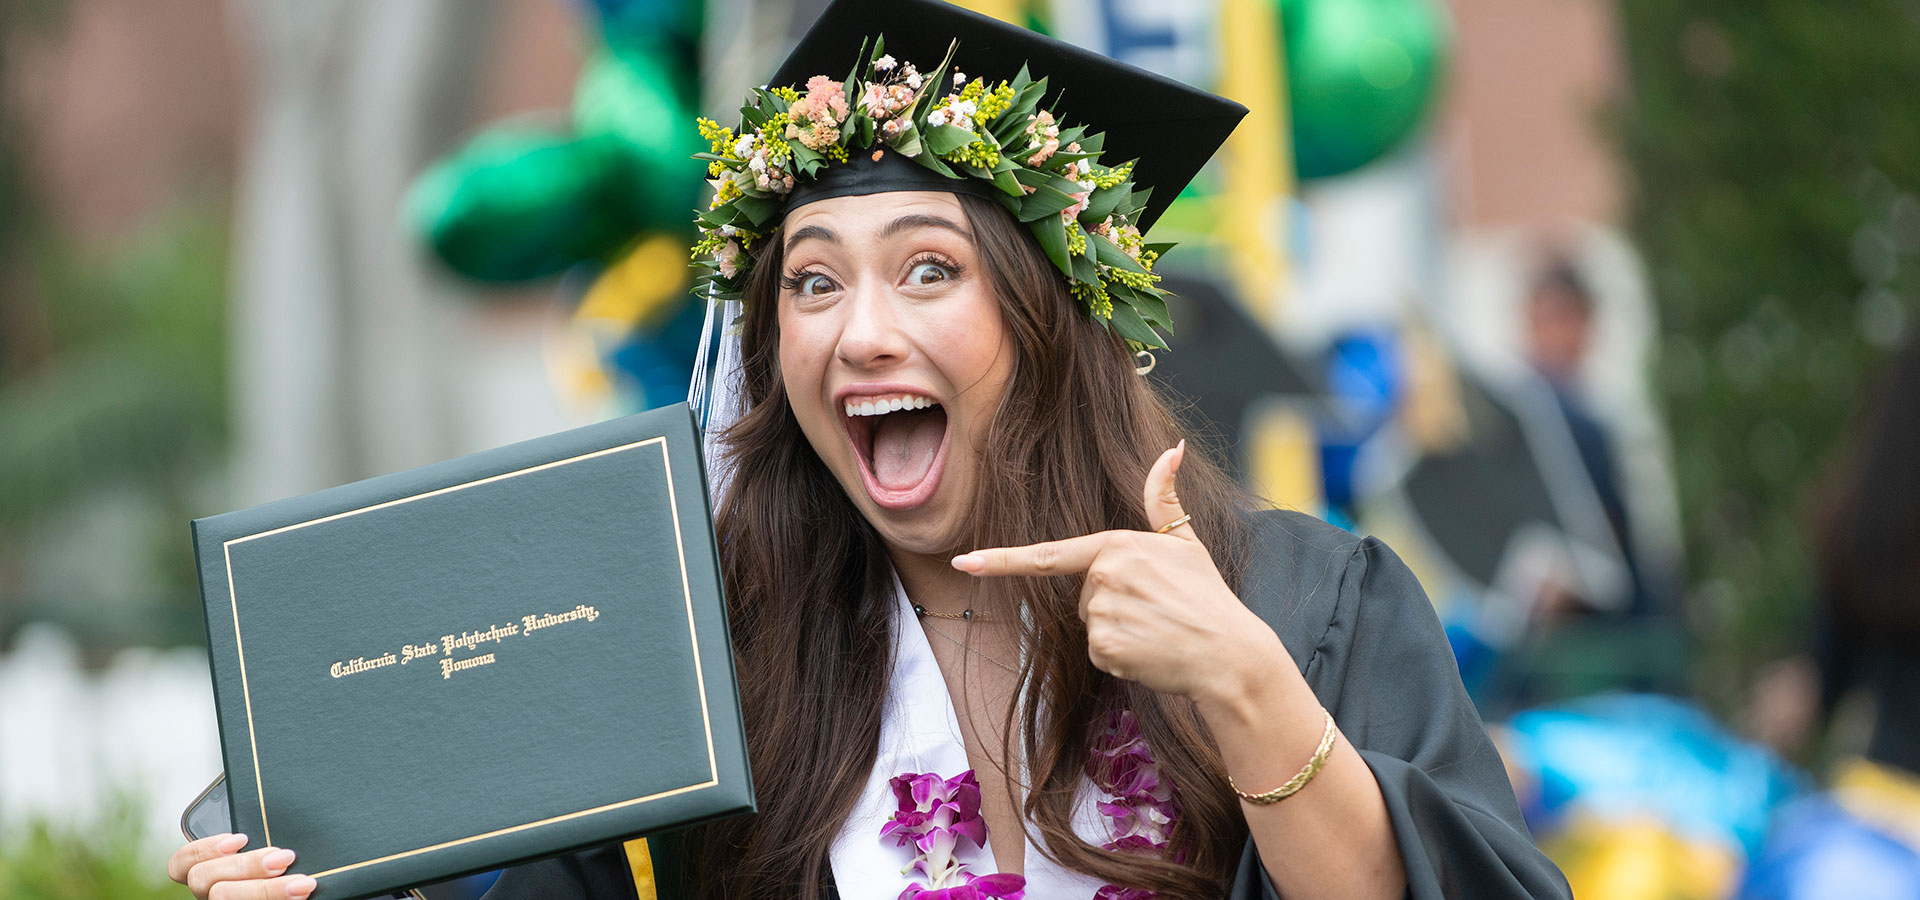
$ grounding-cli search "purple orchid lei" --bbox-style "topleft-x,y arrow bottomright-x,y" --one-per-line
1084,709 -> 1184,900
882,769 -> 1027,900
880,711 -> 1180,900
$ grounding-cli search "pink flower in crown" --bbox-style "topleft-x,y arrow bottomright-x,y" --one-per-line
799,74 -> 850,123
716,240 -> 744,279
787,74 -> 851,150
1061,185 -> 1093,222
861,82 -> 889,118
1024,111 -> 1060,166
1092,887 -> 1157,900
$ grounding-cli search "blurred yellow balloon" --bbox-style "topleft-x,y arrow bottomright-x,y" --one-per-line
1244,401 -> 1323,511
577,234 -> 691,330
1546,814 -> 1739,900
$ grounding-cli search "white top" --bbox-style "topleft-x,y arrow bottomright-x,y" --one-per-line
827,576 -> 1114,898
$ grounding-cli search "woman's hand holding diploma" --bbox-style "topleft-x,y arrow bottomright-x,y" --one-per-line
168,833 -> 315,900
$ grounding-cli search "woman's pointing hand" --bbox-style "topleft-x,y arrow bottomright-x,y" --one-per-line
952,442 -> 1283,699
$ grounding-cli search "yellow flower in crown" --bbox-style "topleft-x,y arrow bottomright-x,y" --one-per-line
690,37 -> 1180,352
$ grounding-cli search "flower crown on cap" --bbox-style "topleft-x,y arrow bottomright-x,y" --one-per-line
690,37 -> 1176,351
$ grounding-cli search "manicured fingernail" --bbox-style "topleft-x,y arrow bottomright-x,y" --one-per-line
285,875 -> 317,899
217,833 -> 250,853
1174,439 -> 1186,470
264,848 -> 296,873
951,553 -> 984,573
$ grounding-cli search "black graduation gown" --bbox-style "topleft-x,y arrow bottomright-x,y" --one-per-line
482,511 -> 1572,899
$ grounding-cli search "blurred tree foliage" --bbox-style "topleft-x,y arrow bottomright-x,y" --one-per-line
0,214 -> 230,528
1616,2 -> 1920,703
0,796 -> 189,900
0,1 -> 230,647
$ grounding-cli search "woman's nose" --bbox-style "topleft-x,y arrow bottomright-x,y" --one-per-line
835,282 -> 910,369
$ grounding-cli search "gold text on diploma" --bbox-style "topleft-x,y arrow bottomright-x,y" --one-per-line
523,604 -> 600,634
440,652 -> 498,679
330,653 -> 397,678
325,603 -> 605,682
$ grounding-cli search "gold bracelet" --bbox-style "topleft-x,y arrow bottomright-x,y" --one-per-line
1228,709 -> 1338,805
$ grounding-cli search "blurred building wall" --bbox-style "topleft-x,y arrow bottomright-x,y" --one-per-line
12,0 -> 582,239
1438,0 -> 1624,231
10,0 -> 240,241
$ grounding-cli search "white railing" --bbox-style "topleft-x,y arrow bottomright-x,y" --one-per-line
0,623 -> 223,866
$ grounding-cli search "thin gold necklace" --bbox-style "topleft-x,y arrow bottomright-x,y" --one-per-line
919,618 -> 1021,675
913,603 -> 992,622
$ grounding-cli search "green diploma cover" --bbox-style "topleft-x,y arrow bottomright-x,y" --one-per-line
191,406 -> 753,900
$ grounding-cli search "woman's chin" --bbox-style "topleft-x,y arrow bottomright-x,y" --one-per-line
853,480 -> 971,558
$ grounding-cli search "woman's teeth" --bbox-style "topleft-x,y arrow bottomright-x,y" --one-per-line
845,396 -> 939,417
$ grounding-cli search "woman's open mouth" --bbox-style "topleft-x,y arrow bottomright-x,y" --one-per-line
842,391 -> 951,510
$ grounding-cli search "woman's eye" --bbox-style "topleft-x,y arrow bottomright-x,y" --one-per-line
797,273 -> 836,295
908,261 -> 952,285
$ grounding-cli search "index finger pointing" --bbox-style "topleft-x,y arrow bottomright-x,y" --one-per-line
953,532 -> 1114,577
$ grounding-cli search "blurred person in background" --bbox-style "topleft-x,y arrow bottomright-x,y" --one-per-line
1731,336 -> 1920,899
1809,334 -> 1920,789
1523,254 -> 1660,619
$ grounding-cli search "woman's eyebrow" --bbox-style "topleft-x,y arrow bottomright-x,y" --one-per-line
882,214 -> 970,241
784,223 -> 838,254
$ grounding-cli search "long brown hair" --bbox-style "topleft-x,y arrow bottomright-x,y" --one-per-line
695,193 -> 1254,898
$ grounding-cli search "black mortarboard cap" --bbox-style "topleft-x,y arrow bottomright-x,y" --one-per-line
768,0 -> 1247,231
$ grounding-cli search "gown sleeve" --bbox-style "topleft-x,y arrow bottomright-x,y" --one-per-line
1228,514 -> 1572,900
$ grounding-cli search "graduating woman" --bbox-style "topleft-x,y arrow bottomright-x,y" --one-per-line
169,1 -> 1569,897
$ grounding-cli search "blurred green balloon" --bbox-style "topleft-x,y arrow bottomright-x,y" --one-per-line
407,129 -> 638,282
573,47 -> 703,227
406,45 -> 700,284
1281,0 -> 1449,180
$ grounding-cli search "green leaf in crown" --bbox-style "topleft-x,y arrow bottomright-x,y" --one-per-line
690,37 -> 1175,351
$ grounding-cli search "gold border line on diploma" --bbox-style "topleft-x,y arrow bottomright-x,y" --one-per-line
221,436 -> 720,876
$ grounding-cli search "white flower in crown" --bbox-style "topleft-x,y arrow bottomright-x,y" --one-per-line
734,133 -> 756,156
875,53 -> 897,71
906,69 -> 923,89
953,70 -> 966,86
928,109 -> 949,127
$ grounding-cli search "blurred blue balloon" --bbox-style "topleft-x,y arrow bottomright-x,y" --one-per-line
607,285 -> 709,408
1506,694 -> 1805,858
1318,329 -> 1402,510
1325,329 -> 1403,427
1738,798 -> 1920,900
